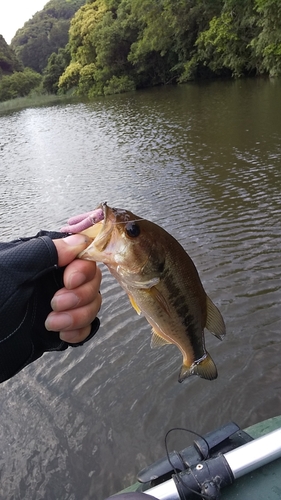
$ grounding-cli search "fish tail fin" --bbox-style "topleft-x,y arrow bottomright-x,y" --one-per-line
178,353 -> 218,383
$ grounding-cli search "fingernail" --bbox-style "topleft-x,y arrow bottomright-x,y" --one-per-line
63,234 -> 91,246
67,271 -> 86,289
51,292 -> 79,311
45,313 -> 72,331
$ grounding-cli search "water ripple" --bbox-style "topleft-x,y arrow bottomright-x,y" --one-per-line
0,81 -> 281,499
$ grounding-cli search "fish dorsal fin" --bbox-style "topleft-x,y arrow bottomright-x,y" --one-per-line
148,287 -> 170,315
206,295 -> 226,340
128,294 -> 142,315
151,329 -> 172,349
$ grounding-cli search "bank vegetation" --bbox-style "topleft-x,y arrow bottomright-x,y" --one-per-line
1,0 -> 281,103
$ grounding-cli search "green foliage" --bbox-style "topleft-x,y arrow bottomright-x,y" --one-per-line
103,75 -> 135,94
195,0 -> 260,77
59,61 -> 82,91
77,63 -> 98,94
0,68 -> 42,102
196,13 -> 242,76
251,0 -> 281,76
42,47 -> 71,93
17,0 -> 281,98
127,0 -> 223,84
58,0 -> 140,95
127,0 -> 176,85
0,35 -> 23,77
59,0 -> 227,95
10,0 -> 85,73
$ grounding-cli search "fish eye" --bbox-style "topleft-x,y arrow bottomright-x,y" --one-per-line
125,221 -> 140,238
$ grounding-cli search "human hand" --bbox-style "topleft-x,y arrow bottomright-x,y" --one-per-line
45,234 -> 102,344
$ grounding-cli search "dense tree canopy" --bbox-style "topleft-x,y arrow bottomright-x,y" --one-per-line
0,68 -> 42,102
1,0 -> 281,102
42,47 -> 71,93
0,35 -> 23,77
251,0 -> 281,76
10,0 -> 85,73
55,0 -> 281,97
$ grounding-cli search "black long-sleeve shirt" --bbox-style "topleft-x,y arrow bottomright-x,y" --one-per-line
0,231 -> 99,383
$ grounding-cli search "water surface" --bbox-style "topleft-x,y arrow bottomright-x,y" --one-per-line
0,79 -> 280,499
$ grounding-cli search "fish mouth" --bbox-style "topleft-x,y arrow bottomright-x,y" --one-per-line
78,202 -> 124,241
99,201 -> 116,230
102,202 -> 134,224
77,201 -> 146,255
87,202 -> 117,254
100,201 -> 107,220
99,201 -> 122,223
101,201 -> 113,226
90,202 -> 111,243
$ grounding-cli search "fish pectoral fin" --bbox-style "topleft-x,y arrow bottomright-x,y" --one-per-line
206,295 -> 226,340
128,294 -> 142,315
178,353 -> 218,382
119,270 -> 160,289
150,329 -> 172,349
148,286 -> 170,315
134,277 -> 160,289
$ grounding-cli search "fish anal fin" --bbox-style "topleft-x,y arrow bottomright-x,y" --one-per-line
128,294 -> 142,315
206,295 -> 226,340
178,353 -> 218,383
150,328 -> 172,349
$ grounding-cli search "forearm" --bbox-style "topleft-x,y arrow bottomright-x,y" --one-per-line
0,232 -> 100,383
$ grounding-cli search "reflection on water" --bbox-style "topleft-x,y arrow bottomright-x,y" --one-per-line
0,79 -> 281,499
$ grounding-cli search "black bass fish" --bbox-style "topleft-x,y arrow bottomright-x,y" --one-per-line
76,203 -> 225,382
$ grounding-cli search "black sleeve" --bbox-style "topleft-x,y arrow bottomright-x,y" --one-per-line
0,231 -> 100,383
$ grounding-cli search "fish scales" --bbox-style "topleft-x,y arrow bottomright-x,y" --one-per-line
152,258 -> 207,365
77,203 -> 226,383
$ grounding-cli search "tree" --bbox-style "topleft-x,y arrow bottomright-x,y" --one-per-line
11,0 -> 85,73
42,47 -> 71,93
251,0 -> 281,76
0,35 -> 23,78
53,0 -> 281,96
127,0 -> 223,83
0,68 -> 42,102
194,0 -> 259,77
59,0 -> 138,96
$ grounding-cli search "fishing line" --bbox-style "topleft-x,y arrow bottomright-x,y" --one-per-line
164,427 -> 211,500
108,218 -> 146,225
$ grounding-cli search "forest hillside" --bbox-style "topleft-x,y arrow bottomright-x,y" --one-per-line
57,0 -> 281,97
10,0 -> 85,73
1,0 -> 281,102
0,35 -> 23,77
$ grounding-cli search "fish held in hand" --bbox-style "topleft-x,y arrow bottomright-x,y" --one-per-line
78,203 -> 226,382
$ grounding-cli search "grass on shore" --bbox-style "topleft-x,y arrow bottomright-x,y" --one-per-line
0,93 -> 73,115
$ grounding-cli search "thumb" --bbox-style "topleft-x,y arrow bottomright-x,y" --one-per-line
53,234 -> 92,267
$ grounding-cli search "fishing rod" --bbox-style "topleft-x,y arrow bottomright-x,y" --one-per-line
140,424 -> 281,500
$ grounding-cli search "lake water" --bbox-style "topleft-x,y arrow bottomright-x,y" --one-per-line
0,79 -> 281,500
